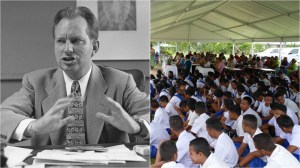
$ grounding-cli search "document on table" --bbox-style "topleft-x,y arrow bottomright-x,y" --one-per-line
33,144 -> 146,165
4,146 -> 33,167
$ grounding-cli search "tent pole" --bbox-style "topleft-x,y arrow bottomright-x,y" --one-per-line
279,39 -> 282,63
232,41 -> 235,55
251,41 -> 254,56
157,41 -> 161,55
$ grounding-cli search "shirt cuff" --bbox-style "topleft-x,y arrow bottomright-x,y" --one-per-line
11,119 -> 36,141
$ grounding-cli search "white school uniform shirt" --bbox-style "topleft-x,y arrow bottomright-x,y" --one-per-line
161,161 -> 185,168
232,115 -> 245,137
191,95 -> 202,102
294,92 -> 300,103
243,108 -> 262,127
223,111 -> 235,127
150,122 -> 170,149
262,78 -> 270,86
268,107 -> 299,137
257,102 -> 271,117
159,90 -> 171,100
254,100 -> 262,108
188,111 -> 199,126
201,153 -> 230,168
191,113 -> 216,147
238,92 -> 255,105
228,88 -> 237,98
284,98 -> 299,114
165,96 -> 181,116
243,84 -> 250,93
243,128 -> 267,162
153,107 -> 170,129
250,84 -> 258,93
214,132 -> 239,167
281,125 -> 300,155
264,144 -> 300,168
196,79 -> 205,89
176,130 -> 197,168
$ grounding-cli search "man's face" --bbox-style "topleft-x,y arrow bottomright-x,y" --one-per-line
231,82 -> 237,90
228,111 -> 236,120
273,109 -> 285,119
54,16 -> 94,79
264,96 -> 273,106
276,96 -> 285,105
189,146 -> 201,164
177,85 -> 186,95
240,99 -> 250,111
180,106 -> 190,113
159,101 -> 167,108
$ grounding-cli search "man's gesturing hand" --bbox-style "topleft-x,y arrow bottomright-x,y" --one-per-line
95,96 -> 140,134
24,97 -> 75,137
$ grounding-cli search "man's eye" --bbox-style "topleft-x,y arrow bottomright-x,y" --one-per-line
72,39 -> 84,45
56,39 -> 65,43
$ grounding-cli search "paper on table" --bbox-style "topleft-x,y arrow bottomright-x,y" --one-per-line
4,146 -> 33,167
33,144 -> 146,165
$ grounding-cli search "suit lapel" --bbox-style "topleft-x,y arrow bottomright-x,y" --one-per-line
41,68 -> 67,145
86,63 -> 109,144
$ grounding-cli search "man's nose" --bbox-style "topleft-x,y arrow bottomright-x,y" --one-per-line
64,41 -> 73,55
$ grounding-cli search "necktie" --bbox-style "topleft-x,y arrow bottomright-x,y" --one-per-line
66,81 -> 86,145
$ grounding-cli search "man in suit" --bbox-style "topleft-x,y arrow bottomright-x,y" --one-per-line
0,6 -> 149,145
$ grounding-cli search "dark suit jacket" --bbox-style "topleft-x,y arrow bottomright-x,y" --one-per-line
0,63 -> 149,145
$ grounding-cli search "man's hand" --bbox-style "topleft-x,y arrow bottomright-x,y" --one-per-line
95,96 -> 140,134
24,97 -> 74,137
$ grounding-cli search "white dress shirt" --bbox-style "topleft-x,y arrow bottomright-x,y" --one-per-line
243,128 -> 267,162
242,108 -> 262,127
284,98 -> 299,114
264,145 -> 300,168
161,161 -> 185,168
165,96 -> 181,116
176,130 -> 197,168
223,111 -> 235,127
281,125 -> 300,155
191,113 -> 216,147
153,107 -> 170,129
232,115 -> 245,137
201,153 -> 230,168
214,132 -> 239,167
257,102 -> 271,117
150,122 -> 170,149
11,66 -> 92,141
188,111 -> 199,126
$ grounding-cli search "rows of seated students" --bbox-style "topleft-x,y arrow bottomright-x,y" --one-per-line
150,65 -> 300,168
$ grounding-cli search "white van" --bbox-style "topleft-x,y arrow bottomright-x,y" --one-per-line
256,48 -> 294,59
286,48 -> 300,62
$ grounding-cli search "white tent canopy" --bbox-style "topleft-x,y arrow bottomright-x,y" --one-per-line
151,0 -> 300,42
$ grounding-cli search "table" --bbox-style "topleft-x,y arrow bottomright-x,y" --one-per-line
225,67 -> 242,71
164,65 -> 178,77
21,143 -> 149,167
195,66 -> 214,76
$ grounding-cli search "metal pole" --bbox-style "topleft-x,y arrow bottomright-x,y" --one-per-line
232,41 -> 235,55
157,41 -> 161,55
279,39 -> 282,63
251,41 -> 254,56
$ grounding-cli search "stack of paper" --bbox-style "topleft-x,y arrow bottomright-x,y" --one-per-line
4,146 -> 33,167
33,145 -> 146,165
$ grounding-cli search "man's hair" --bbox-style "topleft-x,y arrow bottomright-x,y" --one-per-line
179,100 -> 188,108
237,85 -> 245,92
229,105 -> 241,116
270,102 -> 287,113
277,115 -> 294,128
223,91 -> 232,98
53,6 -> 98,40
185,87 -> 195,96
243,114 -> 257,129
224,99 -> 234,109
187,98 -> 196,111
169,115 -> 184,131
205,118 -> 222,132
274,91 -> 285,100
160,140 -> 177,162
159,95 -> 169,103
253,133 -> 276,151
195,102 -> 206,114
264,92 -> 273,98
242,97 -> 252,105
151,99 -> 160,108
189,137 -> 211,157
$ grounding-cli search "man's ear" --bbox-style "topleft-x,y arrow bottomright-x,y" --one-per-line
91,40 -> 100,57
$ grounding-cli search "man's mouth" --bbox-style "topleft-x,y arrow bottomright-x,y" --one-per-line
62,57 -> 75,61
